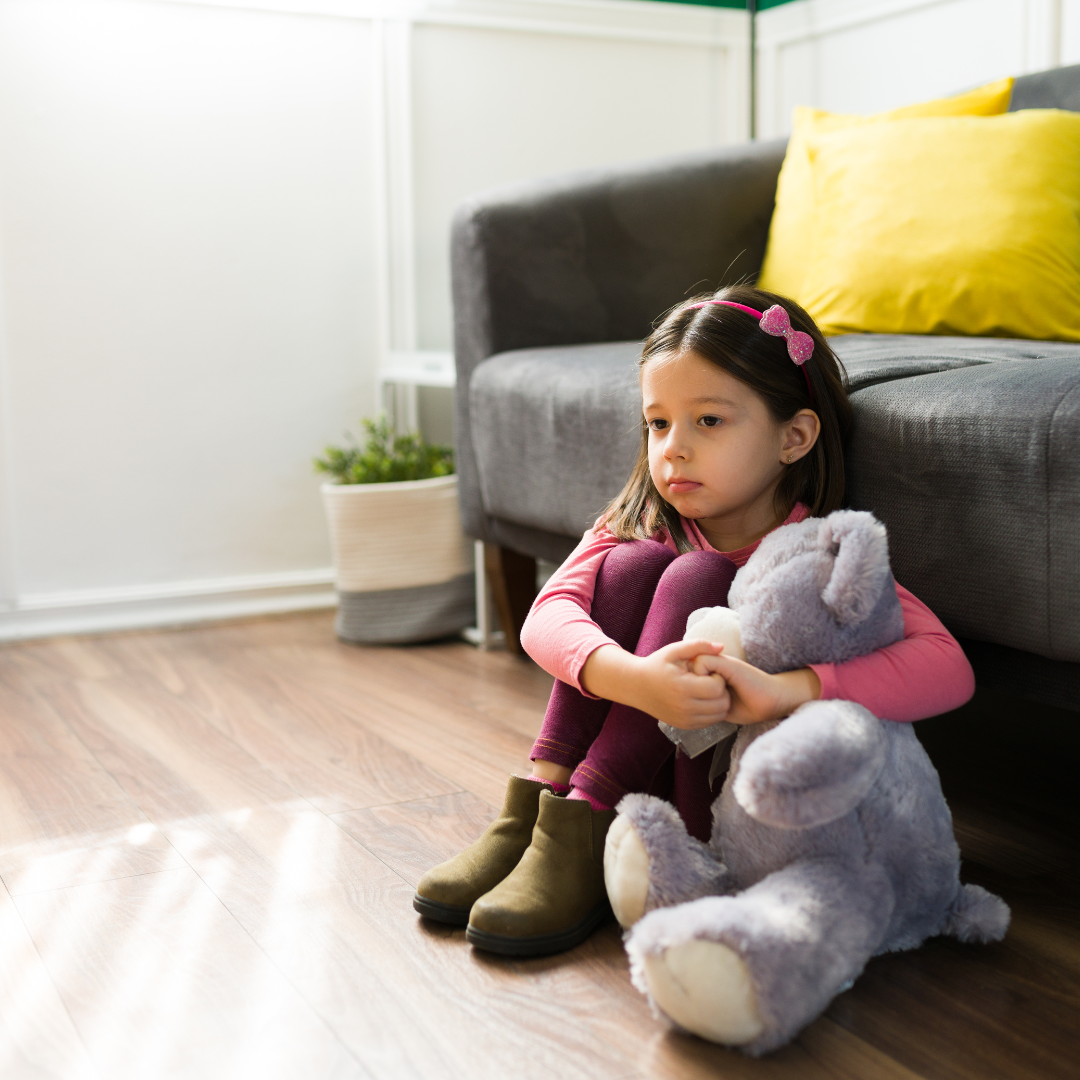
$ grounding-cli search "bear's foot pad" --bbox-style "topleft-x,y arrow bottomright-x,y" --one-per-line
605,815 -> 651,929
645,940 -> 764,1046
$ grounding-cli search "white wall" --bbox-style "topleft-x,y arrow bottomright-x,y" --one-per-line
757,0 -> 1080,138
0,0 -> 747,640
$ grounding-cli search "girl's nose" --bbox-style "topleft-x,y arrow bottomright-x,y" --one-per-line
663,424 -> 691,460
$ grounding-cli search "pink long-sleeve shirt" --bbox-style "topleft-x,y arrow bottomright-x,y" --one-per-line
519,505 -> 975,722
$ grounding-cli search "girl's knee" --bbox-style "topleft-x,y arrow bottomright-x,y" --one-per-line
600,538 -> 675,583
657,550 -> 735,590
650,551 -> 739,615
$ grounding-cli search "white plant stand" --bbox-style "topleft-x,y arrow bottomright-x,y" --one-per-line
461,540 -> 506,651
376,350 -> 455,434
376,350 -> 503,649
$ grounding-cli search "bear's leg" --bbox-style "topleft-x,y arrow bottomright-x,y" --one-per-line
626,857 -> 894,1055
605,794 -> 732,929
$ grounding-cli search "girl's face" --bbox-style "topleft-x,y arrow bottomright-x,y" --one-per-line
641,350 -> 817,540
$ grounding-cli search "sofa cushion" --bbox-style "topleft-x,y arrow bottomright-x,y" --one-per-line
470,341 -> 642,538
758,77 -> 1013,302
800,110 -> 1080,341
1009,61 -> 1080,111
835,333 -> 1080,388
843,338 -> 1080,663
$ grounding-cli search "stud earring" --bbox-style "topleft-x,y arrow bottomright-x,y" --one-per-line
787,454 -> 795,463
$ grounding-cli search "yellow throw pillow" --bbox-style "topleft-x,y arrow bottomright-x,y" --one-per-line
757,77 -> 1014,300
800,110 -> 1080,341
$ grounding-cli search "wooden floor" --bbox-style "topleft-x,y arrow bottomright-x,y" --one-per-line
0,612 -> 1076,1080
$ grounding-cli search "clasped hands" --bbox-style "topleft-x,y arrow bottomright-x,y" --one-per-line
580,639 -> 821,731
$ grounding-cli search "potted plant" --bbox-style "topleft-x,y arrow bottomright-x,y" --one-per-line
315,417 -> 474,644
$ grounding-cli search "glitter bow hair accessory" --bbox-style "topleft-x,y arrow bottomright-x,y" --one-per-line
758,304 -> 814,365
687,298 -> 816,400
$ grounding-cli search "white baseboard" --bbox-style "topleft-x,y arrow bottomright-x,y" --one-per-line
0,568 -> 337,643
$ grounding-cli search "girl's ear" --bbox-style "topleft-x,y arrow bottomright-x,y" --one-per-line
780,409 -> 820,463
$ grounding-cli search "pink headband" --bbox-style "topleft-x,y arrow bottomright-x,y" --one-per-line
688,299 -> 815,402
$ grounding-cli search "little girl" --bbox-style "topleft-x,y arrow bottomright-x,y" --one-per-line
414,285 -> 975,957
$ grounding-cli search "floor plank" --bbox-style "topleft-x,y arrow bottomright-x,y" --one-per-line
332,791 -> 499,888
0,880 -> 99,1080
14,868 -> 365,1080
246,641 -> 544,807
138,638 -> 464,814
0,668 -> 182,895
795,1019 -> 926,1080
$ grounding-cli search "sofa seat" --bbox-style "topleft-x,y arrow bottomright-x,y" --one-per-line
471,334 -> 1080,676
470,341 -> 641,554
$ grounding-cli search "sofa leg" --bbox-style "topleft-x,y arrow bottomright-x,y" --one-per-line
484,545 -> 537,655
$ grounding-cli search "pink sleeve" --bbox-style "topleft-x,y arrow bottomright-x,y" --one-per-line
518,525 -> 624,693
809,583 -> 974,722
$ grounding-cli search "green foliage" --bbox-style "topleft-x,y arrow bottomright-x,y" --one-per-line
314,416 -> 454,484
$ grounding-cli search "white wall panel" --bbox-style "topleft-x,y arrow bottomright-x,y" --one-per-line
758,0 -> 1068,138
811,0 -> 1023,114
1063,0 -> 1080,63
410,21 -> 740,351
0,0 -> 377,609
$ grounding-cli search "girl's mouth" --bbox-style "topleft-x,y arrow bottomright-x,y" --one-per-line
667,480 -> 702,494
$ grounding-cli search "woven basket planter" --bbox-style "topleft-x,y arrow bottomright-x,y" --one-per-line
321,475 -> 474,644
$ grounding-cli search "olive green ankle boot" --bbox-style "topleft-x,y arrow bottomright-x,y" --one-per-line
413,775 -> 554,926
466,790 -> 616,957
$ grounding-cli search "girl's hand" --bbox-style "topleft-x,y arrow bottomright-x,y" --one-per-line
633,640 -> 739,729
687,650 -> 821,727
581,640 -> 731,729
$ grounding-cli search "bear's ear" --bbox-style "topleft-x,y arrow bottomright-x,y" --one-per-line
819,511 -> 893,626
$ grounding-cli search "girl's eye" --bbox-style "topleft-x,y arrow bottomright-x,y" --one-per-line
700,415 -> 722,428
648,418 -> 669,432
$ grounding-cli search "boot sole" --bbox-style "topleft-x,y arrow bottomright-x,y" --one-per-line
465,902 -> 611,957
412,894 -> 472,927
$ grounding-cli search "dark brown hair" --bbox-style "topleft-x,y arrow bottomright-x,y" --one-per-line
604,285 -> 853,553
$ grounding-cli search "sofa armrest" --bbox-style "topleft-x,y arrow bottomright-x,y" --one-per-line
452,138 -> 787,540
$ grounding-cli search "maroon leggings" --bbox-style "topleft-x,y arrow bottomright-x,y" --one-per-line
529,540 -> 737,841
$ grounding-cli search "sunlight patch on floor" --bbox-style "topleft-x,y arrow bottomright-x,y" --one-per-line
0,805 -> 369,1079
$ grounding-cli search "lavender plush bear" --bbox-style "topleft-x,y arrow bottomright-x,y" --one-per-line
603,510 -> 1009,1055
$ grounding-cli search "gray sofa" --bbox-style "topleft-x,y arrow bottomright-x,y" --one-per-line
452,64 -> 1080,711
